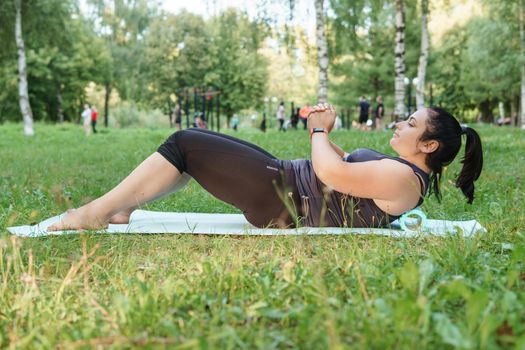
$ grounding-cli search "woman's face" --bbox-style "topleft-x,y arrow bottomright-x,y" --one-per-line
390,108 -> 431,157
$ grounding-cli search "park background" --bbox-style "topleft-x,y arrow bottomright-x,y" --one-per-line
1,0 -> 525,130
1,0 -> 525,349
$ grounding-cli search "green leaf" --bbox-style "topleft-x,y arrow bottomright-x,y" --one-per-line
433,313 -> 473,349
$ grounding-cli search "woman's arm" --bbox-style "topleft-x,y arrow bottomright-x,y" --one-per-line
310,133 -> 412,199
328,140 -> 349,159
308,104 -> 420,203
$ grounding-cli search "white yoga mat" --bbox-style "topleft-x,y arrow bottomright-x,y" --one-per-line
7,210 -> 486,238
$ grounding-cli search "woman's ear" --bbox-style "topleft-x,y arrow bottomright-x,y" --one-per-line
420,140 -> 439,154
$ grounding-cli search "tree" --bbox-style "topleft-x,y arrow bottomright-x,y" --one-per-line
519,0 -> 525,129
142,11 -> 213,112
394,0 -> 407,118
206,10 -> 269,126
415,0 -> 429,109
14,0 -> 34,135
0,0 -> 111,124
86,0 -> 157,120
315,0 -> 329,103
260,27 -> 319,105
328,0 -> 393,109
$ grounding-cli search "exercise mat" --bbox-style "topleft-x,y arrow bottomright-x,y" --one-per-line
7,210 -> 486,238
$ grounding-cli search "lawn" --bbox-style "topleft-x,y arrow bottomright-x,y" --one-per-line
1,122 -> 524,349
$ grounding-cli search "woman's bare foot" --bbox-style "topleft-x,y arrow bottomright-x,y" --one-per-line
47,206 -> 109,231
109,208 -> 135,224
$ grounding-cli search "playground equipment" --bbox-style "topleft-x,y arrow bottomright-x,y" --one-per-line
174,87 -> 221,132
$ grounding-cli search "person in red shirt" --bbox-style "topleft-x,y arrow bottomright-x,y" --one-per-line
91,106 -> 98,134
299,103 -> 311,130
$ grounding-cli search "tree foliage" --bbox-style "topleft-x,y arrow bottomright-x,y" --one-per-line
1,0 -> 524,125
0,0 -> 110,122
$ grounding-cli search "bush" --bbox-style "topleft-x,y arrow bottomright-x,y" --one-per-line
110,103 -> 170,129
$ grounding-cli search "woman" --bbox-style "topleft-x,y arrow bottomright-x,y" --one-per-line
276,101 -> 286,132
48,104 -> 483,231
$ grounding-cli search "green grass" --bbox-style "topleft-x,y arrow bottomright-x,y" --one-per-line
1,122 -> 524,349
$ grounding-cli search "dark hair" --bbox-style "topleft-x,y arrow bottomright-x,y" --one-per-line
420,107 -> 483,204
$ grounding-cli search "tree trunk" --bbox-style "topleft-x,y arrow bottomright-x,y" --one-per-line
520,0 -> 525,129
314,0 -> 329,103
479,100 -> 494,123
15,0 -> 34,136
394,0 -> 406,119
416,0 -> 429,110
167,98 -> 173,128
56,84 -> 64,123
104,81 -> 110,127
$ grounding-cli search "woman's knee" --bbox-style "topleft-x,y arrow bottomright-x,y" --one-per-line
165,128 -> 198,145
157,129 -> 200,173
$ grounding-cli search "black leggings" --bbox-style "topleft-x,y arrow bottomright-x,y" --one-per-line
157,128 -> 300,227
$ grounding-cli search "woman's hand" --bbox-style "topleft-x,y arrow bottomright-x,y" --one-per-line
307,103 -> 336,132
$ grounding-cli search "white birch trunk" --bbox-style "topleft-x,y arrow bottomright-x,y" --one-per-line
15,0 -> 34,136
416,0 -> 429,110
521,0 -> 525,128
315,0 -> 329,103
394,0 -> 406,118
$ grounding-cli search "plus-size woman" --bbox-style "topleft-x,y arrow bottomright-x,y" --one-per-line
48,104 -> 483,231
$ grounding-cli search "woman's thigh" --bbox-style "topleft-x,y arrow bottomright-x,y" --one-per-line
157,128 -> 296,227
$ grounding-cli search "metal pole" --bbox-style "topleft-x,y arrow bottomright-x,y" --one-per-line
209,94 -> 214,131
201,88 -> 206,122
167,98 -> 172,127
184,90 -> 190,128
206,90 -> 212,125
193,88 -> 198,120
177,94 -> 182,121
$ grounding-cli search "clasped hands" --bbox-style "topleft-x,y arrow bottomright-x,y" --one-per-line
307,102 -> 336,135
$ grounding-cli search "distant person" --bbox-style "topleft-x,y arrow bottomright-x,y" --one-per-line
276,101 -> 286,131
193,113 -> 207,129
358,96 -> 370,129
231,115 -> 240,131
172,103 -> 182,130
91,106 -> 98,134
81,104 -> 92,136
291,107 -> 300,130
334,114 -> 342,130
299,103 -> 311,130
374,96 -> 384,131
260,114 -> 267,132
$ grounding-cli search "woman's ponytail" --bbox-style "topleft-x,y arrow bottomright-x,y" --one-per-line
423,108 -> 484,204
455,126 -> 483,204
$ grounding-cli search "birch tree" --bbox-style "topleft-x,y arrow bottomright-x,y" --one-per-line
520,0 -> 525,129
14,0 -> 34,136
416,0 -> 429,109
394,0 -> 406,118
315,0 -> 329,103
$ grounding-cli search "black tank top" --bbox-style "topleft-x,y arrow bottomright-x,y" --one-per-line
283,148 -> 429,227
